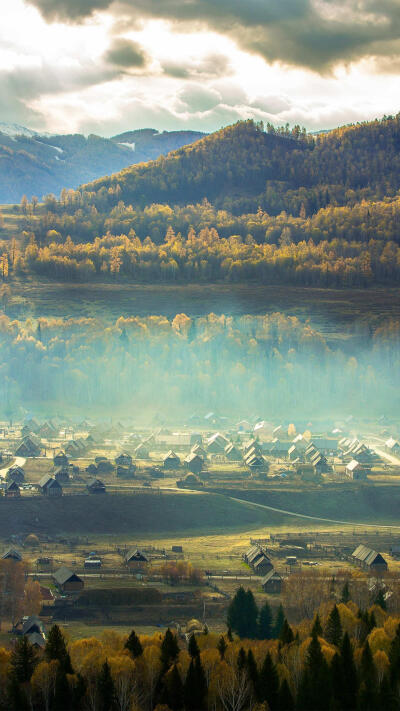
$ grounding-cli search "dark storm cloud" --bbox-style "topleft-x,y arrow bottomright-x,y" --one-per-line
104,38 -> 147,68
25,0 -> 400,71
162,53 -> 232,79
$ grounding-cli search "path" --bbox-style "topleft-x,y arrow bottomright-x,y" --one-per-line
0,456 -> 26,479
230,496 -> 400,530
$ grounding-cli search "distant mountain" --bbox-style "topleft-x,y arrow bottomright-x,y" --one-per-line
0,126 -> 205,203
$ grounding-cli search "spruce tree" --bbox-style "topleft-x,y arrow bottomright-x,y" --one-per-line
273,604 -> 285,638
227,625 -> 233,642
53,668 -> 72,711
258,652 -> 279,710
325,604 -> 342,647
166,664 -> 184,711
379,675 -> 398,711
258,601 -> 273,639
299,630 -> 331,711
10,636 -> 37,683
357,641 -> 378,711
244,588 -> 259,638
389,623 -> 400,689
278,678 -> 294,711
188,633 -> 200,658
341,580 -> 350,603
97,660 -> 115,711
45,624 -> 73,673
340,632 -> 357,711
7,675 -> 29,711
311,613 -> 322,637
279,619 -> 294,646
184,656 -> 207,711
330,652 -> 344,710
237,647 -> 247,672
217,635 -> 227,659
125,629 -> 143,658
246,649 -> 258,695
160,628 -> 180,671
227,587 -> 258,638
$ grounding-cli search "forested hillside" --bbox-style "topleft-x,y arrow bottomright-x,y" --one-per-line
0,128 -> 204,203
2,115 -> 400,287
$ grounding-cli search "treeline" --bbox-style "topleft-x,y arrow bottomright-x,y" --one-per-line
0,310 -> 399,418
2,586 -> 400,710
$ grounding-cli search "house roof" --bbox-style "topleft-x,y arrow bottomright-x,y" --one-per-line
21,615 -> 44,636
346,459 -> 361,472
28,632 -> 46,648
261,569 -> 282,584
352,545 -> 387,567
2,548 -> 22,561
53,566 -> 83,585
86,478 -> 106,489
164,450 -> 180,460
39,474 -> 61,489
126,549 -> 148,562
5,480 -> 20,491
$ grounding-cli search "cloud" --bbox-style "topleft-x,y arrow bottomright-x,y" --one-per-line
177,85 -> 221,113
104,38 -> 147,68
25,0 -> 400,72
162,53 -> 232,79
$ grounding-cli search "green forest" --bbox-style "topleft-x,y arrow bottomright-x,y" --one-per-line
2,116 -> 400,287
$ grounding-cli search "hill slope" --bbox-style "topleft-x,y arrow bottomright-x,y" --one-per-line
81,116 -> 400,213
0,127 -> 205,203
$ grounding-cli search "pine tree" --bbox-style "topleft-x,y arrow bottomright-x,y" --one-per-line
237,647 -> 247,672
244,588 -> 259,638
341,580 -> 350,603
340,632 -> 357,711
298,630 -> 331,711
184,656 -> 207,711
10,636 -> 37,683
217,635 -> 227,660
258,601 -> 273,639
311,613 -> 322,637
273,604 -> 285,638
161,628 -> 180,671
227,587 -> 259,638
227,625 -> 233,642
166,664 -> 184,711
125,629 -> 143,658
45,624 -> 73,673
389,623 -> 400,689
97,659 -> 115,711
188,633 -> 200,658
246,649 -> 258,695
279,619 -> 294,646
325,605 -> 342,647
258,652 -> 279,710
53,668 -> 72,711
357,641 -> 378,711
379,675 -> 398,711
7,675 -> 29,711
278,678 -> 294,711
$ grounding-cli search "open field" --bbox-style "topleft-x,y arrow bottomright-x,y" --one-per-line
5,278 -> 400,339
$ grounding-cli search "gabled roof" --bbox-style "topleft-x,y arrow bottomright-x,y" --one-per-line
352,545 -> 387,567
28,632 -> 46,648
346,459 -> 360,472
2,548 -> 22,561
53,566 -> 82,585
126,549 -> 148,562
39,474 -> 60,488
185,452 -> 203,464
164,450 -> 180,460
21,615 -> 44,636
261,569 -> 282,584
5,480 -> 20,491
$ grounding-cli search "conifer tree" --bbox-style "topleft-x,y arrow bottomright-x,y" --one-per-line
217,635 -> 227,659
311,613 -> 322,637
358,641 -> 378,711
340,632 -> 357,711
227,587 -> 259,638
274,604 -> 285,638
325,604 -> 342,647
246,649 -> 258,695
258,601 -> 273,639
298,630 -> 331,711
278,678 -> 294,711
166,664 -> 184,711
184,656 -> 207,711
188,633 -> 200,658
45,624 -> 73,673
10,636 -> 37,683
279,619 -> 294,646
341,580 -> 350,603
375,588 -> 387,610
125,629 -> 143,658
7,675 -> 29,711
389,623 -> 400,689
237,647 -> 247,672
258,652 -> 279,710
161,628 -> 180,671
97,660 -> 115,711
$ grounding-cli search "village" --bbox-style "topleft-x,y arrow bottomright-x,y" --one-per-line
1,412 -> 400,646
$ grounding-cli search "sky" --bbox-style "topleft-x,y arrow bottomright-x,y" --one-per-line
1,0 -> 400,136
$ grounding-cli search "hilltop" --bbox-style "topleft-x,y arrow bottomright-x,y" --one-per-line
81,116 -> 400,214
0,126 -> 205,203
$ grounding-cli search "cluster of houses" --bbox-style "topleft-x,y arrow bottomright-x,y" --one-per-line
243,545 -> 283,593
338,438 -> 378,479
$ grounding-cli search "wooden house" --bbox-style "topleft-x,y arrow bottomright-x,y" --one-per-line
135,443 -> 150,459
125,549 -> 149,564
385,437 -> 400,455
86,478 -> 106,494
4,480 -> 20,498
224,442 -> 241,461
15,435 -> 41,457
345,460 -> 368,480
206,433 -> 228,454
261,569 -> 283,594
53,567 -> 84,593
116,464 -> 136,479
184,452 -> 203,474
6,465 -> 25,483
352,545 -> 388,574
253,555 -> 273,576
53,450 -> 68,467
54,466 -> 70,484
190,444 -> 207,459
39,475 -> 62,497
163,450 -> 181,469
